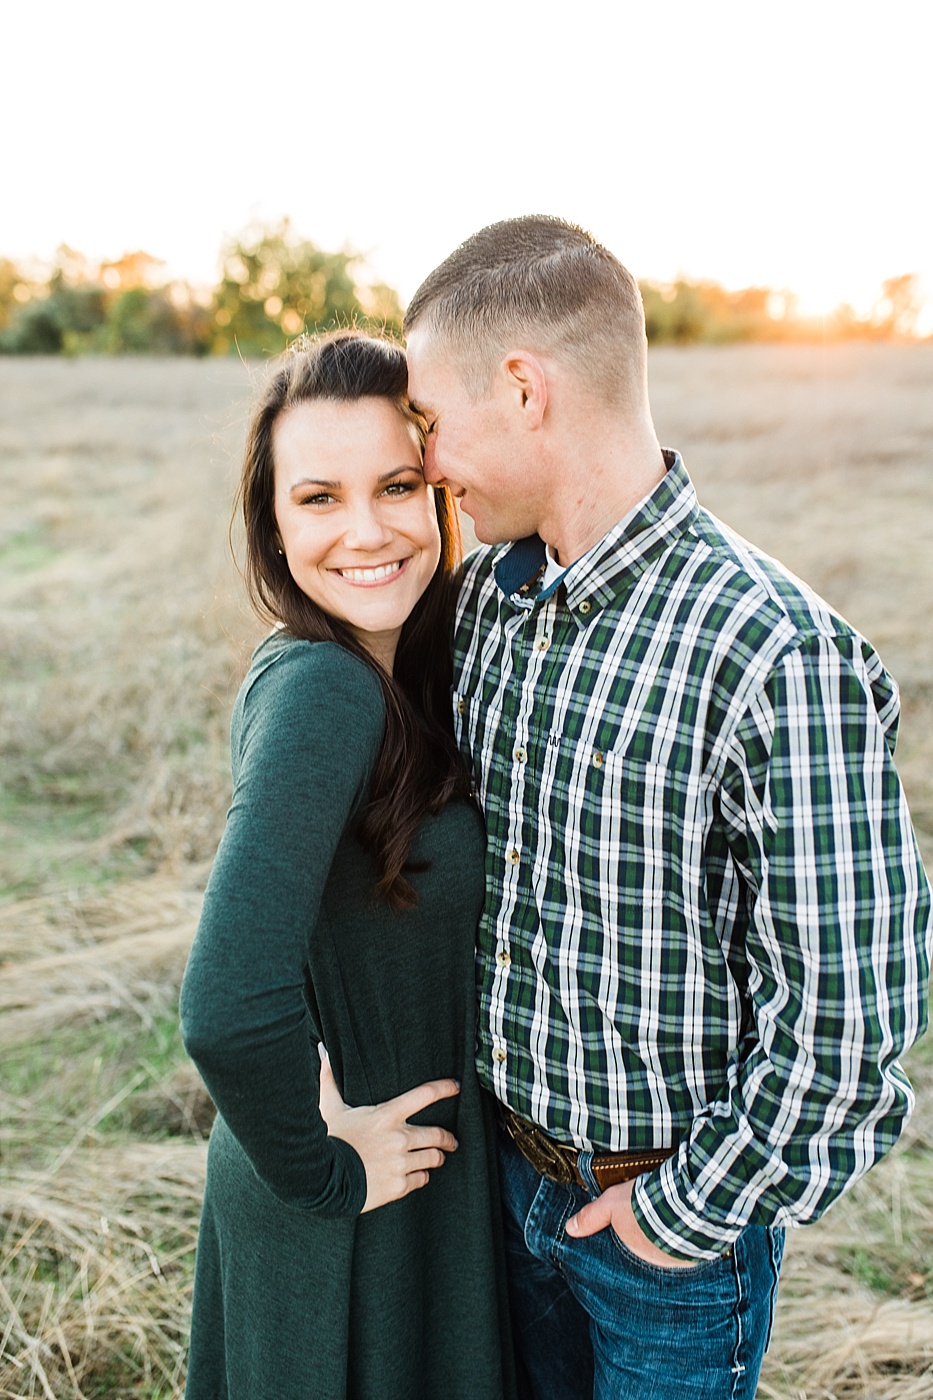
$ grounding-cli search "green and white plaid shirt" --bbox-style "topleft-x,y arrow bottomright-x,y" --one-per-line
453,451 -> 932,1259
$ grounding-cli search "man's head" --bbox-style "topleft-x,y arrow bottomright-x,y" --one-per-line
404,215 -> 654,549
405,214 -> 647,408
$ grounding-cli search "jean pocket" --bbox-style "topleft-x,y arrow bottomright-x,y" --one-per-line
605,1223 -> 731,1281
565,1218 -> 739,1336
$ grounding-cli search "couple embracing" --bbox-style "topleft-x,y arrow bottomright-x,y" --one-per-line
180,216 -> 932,1400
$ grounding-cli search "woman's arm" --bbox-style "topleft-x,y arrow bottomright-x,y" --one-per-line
180,641 -> 456,1216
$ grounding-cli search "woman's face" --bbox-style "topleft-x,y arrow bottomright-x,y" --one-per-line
272,397 -> 441,670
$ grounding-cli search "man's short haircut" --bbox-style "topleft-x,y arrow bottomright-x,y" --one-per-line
404,215 -> 647,408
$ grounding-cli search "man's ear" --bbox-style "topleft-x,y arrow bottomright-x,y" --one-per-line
500,350 -> 548,429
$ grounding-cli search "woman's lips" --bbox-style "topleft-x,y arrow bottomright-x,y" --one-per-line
331,558 -> 410,586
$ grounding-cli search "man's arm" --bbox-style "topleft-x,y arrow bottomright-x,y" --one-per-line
571,633 -> 932,1260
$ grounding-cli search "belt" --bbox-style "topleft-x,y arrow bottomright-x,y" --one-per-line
501,1106 -> 674,1191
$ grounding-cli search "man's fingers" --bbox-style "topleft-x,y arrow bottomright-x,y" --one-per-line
566,1196 -> 613,1238
391,1076 -> 461,1118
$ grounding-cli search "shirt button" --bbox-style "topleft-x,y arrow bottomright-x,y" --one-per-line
514,746 -> 527,762
497,950 -> 512,967
578,600 -> 592,615
592,750 -> 604,768
507,848 -> 520,865
457,698 -> 467,715
493,1047 -> 507,1063
535,636 -> 550,651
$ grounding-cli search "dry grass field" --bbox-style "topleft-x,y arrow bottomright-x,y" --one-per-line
1,344 -> 932,1399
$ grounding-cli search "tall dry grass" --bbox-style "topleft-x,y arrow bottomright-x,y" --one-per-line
0,358 -> 264,897
649,342 -> 933,861
1,345 -> 932,1398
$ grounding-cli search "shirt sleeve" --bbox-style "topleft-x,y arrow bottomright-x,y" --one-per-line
179,641 -> 384,1217
632,633 -> 932,1258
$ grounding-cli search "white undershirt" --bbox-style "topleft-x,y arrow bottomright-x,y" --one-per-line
541,545 -> 566,592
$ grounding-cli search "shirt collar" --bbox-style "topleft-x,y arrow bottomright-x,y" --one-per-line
492,450 -> 698,623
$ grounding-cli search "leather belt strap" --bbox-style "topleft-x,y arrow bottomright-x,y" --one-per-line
501,1106 -> 674,1191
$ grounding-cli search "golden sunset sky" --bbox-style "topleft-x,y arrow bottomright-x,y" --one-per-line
5,0 -> 932,328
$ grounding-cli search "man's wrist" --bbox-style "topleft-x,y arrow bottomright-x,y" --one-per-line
631,1161 -> 737,1261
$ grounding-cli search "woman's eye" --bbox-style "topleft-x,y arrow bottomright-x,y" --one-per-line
300,492 -> 335,506
383,480 -> 416,497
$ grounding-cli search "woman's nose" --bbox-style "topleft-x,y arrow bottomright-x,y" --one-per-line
343,502 -> 393,549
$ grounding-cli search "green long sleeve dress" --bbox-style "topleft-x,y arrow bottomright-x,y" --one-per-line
180,635 -> 515,1400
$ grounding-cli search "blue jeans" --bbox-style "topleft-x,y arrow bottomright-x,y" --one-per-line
497,1124 -> 784,1400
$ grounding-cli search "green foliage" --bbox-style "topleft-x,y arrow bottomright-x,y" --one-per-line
0,223 -> 405,358
0,229 -> 923,355
104,287 -> 212,355
641,279 -> 785,344
210,218 -> 403,357
0,281 -> 213,357
640,273 -> 927,345
0,257 -> 34,331
1,261 -> 113,353
1,297 -> 65,352
50,277 -> 108,338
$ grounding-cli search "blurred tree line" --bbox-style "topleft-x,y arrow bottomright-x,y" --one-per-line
0,221 -> 925,354
641,273 -> 925,343
0,221 -> 404,356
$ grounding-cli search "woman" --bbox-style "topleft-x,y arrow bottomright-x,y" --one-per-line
180,331 -> 514,1399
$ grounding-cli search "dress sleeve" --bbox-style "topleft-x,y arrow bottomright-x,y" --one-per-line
632,633 -> 932,1258
180,641 -> 385,1217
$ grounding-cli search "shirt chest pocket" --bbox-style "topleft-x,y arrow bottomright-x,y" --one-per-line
535,740 -> 710,908
454,691 -> 710,883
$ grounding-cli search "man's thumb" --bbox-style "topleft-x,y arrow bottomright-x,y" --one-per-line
566,1198 -> 610,1238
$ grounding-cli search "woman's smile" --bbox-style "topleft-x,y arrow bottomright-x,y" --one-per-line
332,557 -> 410,585
272,397 -> 441,670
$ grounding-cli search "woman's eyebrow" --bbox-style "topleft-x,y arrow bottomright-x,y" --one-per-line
289,477 -> 339,491
378,466 -> 422,482
288,466 -> 421,493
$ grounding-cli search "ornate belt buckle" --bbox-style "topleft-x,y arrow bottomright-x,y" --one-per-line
507,1112 -> 577,1187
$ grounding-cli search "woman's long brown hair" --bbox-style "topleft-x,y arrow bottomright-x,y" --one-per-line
236,330 -> 471,911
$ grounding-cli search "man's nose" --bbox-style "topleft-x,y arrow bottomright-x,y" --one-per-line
422,436 -> 444,486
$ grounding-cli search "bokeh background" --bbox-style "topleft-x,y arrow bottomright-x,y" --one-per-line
2,2 -> 933,1396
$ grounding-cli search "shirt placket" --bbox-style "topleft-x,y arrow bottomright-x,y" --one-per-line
487,594 -> 557,1093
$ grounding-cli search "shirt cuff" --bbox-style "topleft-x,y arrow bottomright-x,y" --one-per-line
630,1155 -> 740,1261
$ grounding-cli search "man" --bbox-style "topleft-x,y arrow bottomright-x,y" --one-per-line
404,216 -> 932,1400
